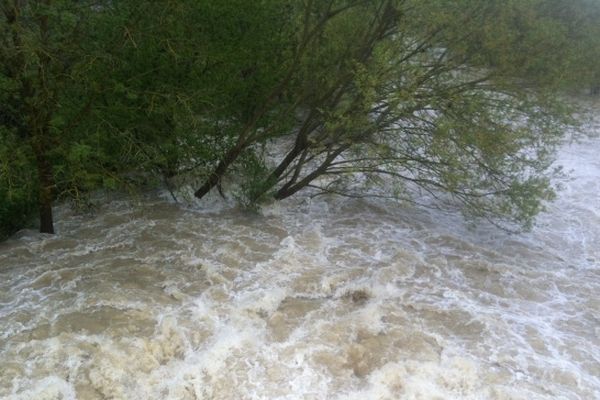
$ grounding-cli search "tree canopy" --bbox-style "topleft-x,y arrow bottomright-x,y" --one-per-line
1,0 -> 599,238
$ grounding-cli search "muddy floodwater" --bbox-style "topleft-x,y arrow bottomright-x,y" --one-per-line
1,133 -> 599,399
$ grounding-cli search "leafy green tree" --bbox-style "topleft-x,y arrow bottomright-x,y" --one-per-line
0,0 -> 104,233
538,0 -> 600,94
0,0 -> 292,235
0,127 -> 37,239
192,0 -> 589,230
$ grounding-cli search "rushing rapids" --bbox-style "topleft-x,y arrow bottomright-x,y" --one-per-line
1,121 -> 599,399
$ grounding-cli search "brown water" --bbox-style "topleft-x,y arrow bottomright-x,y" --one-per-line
1,137 -> 599,399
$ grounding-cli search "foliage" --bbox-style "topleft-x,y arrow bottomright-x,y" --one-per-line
1,0 -> 599,237
0,126 -> 37,238
0,0 -> 292,233
202,0 -> 580,230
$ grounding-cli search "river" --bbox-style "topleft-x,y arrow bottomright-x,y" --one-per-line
0,118 -> 599,399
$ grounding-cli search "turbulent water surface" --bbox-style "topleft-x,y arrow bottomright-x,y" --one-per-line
1,126 -> 600,399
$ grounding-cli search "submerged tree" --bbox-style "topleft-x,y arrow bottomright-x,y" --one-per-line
1,0 -> 598,237
191,0 -> 583,230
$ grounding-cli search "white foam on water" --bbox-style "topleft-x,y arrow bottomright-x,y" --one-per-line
5,376 -> 77,400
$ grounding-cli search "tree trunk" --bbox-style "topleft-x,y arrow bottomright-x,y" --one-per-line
250,135 -> 309,202
38,191 -> 54,234
194,141 -> 247,199
274,146 -> 348,200
34,148 -> 55,234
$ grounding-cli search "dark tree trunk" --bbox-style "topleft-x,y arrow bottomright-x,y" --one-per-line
194,141 -> 246,199
38,192 -> 54,234
274,146 -> 348,200
265,138 -> 307,185
250,136 -> 309,202
34,148 -> 55,234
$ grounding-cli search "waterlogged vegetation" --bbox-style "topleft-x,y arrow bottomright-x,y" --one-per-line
2,0 -> 600,238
